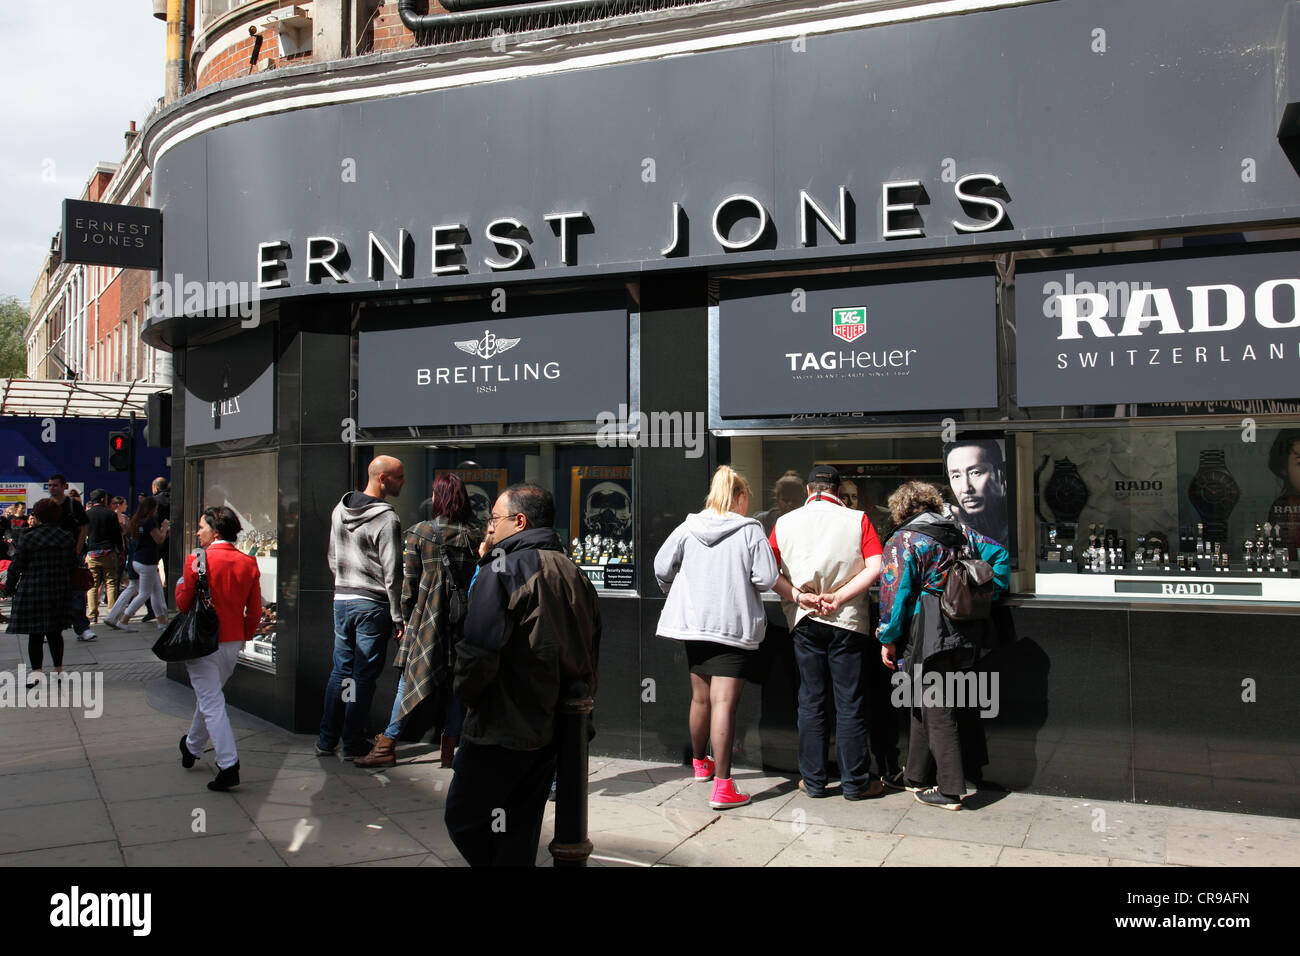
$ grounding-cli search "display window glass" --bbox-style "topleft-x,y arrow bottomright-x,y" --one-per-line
1029,422 -> 1300,602
188,452 -> 279,671
728,431 -> 1016,556
364,441 -> 636,592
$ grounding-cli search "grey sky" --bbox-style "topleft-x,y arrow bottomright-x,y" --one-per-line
0,3 -> 167,303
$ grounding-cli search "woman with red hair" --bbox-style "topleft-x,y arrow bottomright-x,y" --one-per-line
355,473 -> 482,768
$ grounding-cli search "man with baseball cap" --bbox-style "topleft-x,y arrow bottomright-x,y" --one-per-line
769,464 -> 884,799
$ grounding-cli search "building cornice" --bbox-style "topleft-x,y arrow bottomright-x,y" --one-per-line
142,0 -> 1051,169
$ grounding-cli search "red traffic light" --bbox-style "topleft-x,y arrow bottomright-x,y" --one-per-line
111,435 -> 126,452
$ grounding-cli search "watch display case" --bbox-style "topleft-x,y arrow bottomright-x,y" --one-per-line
1032,424 -> 1300,603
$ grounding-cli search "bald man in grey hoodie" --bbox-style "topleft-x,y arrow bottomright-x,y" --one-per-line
317,456 -> 406,760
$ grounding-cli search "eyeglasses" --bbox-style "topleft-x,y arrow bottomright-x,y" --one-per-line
487,512 -> 520,527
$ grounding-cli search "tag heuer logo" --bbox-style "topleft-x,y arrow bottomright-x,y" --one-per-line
832,307 -> 866,342
455,328 -> 521,360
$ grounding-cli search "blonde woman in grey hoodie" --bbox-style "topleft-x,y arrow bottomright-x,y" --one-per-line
655,465 -> 778,809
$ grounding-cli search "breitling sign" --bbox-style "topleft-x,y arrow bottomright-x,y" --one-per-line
358,305 -> 627,427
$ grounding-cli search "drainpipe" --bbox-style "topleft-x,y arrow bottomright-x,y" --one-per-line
164,0 -> 194,103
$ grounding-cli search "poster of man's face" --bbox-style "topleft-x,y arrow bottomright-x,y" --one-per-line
944,438 -> 1009,546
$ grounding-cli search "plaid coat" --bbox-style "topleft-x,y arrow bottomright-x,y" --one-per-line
393,518 -> 481,722
4,524 -> 77,635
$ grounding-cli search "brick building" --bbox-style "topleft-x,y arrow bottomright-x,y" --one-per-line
26,122 -> 166,386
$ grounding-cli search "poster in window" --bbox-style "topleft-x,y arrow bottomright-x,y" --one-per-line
568,465 -> 635,587
940,437 -> 1010,548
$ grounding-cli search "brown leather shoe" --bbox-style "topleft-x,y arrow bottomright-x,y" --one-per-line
440,734 -> 458,768
352,734 -> 396,768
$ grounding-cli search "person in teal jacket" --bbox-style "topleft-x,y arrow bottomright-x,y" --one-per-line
876,481 -> 1010,811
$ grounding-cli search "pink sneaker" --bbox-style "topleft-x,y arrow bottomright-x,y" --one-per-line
709,777 -> 751,809
692,756 -> 715,782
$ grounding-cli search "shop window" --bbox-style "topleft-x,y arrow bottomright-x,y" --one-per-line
1030,423 -> 1300,602
729,432 -> 1015,555
189,452 -> 279,671
365,441 -> 637,593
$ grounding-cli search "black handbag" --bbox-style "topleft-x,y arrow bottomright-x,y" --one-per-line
152,550 -> 220,662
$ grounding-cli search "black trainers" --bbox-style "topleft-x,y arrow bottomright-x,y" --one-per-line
915,787 -> 963,811
882,770 -> 927,792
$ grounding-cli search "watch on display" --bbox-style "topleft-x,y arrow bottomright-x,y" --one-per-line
1186,449 -> 1240,543
1043,457 -> 1090,526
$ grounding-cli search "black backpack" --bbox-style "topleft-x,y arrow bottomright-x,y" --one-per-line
903,516 -> 996,621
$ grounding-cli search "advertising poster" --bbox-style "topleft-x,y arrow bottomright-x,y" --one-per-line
1176,427 -> 1300,556
436,468 -> 507,529
940,437 -> 1010,548
1034,431 -> 1179,548
569,465 -> 635,588
0,483 -> 27,506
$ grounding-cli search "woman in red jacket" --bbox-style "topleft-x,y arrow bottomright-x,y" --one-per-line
176,506 -> 262,792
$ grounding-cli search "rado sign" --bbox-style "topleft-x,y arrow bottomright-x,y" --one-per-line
358,304 -> 627,428
1017,247 -> 1300,407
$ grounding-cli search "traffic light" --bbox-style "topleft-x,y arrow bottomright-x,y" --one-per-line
108,431 -> 130,472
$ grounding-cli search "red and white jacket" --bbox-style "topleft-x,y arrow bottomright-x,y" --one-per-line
176,541 -> 262,644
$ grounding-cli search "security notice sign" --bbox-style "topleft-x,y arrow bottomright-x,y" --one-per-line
1016,246 -> 1300,407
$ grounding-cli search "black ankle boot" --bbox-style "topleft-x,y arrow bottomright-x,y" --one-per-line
207,762 -> 241,791
179,735 -> 198,769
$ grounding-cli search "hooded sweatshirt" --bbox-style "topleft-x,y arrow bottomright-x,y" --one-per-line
328,491 -> 404,624
653,510 -> 779,649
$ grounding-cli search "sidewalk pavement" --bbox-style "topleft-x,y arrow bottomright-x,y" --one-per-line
3,621 -> 1300,867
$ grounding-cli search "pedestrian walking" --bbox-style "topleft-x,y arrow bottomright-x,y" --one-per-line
445,483 -> 600,866
654,465 -> 777,809
316,455 -> 406,760
769,464 -> 885,800
875,481 -> 1009,810
3,499 -> 77,686
354,473 -> 482,769
46,475 -> 96,643
177,506 -> 263,792
104,497 -> 170,631
83,489 -> 123,624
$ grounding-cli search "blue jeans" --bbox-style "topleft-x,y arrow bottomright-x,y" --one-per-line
318,599 -> 394,755
383,673 -> 466,740
792,617 -> 872,797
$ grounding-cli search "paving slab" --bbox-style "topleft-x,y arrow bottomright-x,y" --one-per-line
105,792 -> 258,847
343,852 -> 437,866
660,816 -> 802,867
996,847 -> 1110,866
230,772 -> 374,824
767,825 -> 902,867
0,798 -> 116,854
1021,798 -> 1170,864
771,789 -> 911,834
93,762 -> 216,803
882,835 -> 1004,866
894,791 -> 1039,847
0,743 -> 90,776
256,810 -> 430,866
0,766 -> 101,810
660,772 -> 800,820
387,807 -> 463,863
1165,823 -> 1300,866
340,768 -> 453,815
123,829 -> 286,866
0,840 -> 125,867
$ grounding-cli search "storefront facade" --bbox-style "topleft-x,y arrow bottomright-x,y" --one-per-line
143,0 -> 1300,816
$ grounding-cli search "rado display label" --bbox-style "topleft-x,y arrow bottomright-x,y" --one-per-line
1017,247 -> 1300,406
717,271 -> 996,417
358,306 -> 627,427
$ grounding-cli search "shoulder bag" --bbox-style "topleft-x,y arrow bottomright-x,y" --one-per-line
152,549 -> 221,662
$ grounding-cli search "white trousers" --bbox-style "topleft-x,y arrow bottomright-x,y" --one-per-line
185,642 -> 244,770
107,562 -> 167,624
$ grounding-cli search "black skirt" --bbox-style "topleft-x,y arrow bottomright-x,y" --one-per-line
684,640 -> 756,680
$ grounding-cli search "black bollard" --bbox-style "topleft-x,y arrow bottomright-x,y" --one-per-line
549,680 -> 594,867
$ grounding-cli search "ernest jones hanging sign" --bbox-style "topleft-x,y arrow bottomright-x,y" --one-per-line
61,199 -> 162,270
1017,248 -> 1300,406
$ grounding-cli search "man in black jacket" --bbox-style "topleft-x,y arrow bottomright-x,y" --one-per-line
445,483 -> 600,866
83,489 -> 123,624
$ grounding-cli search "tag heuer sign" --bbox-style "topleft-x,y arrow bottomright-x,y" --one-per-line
61,199 -> 162,269
832,307 -> 866,342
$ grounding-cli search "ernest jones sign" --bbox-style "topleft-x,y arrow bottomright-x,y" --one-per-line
61,199 -> 162,270
1017,248 -> 1300,406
